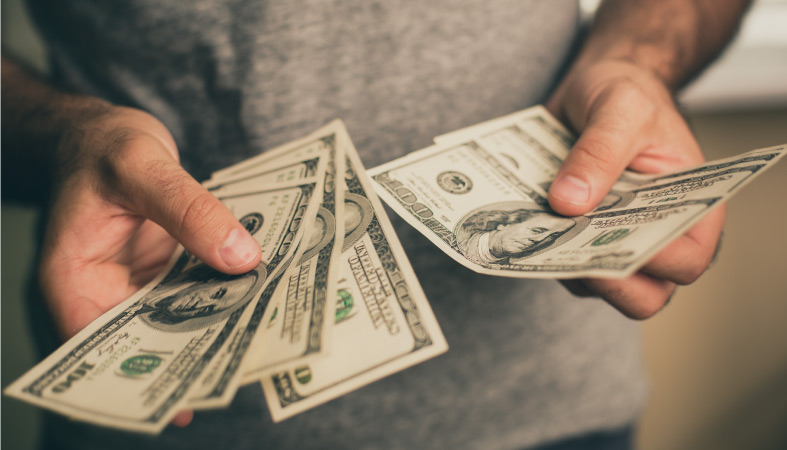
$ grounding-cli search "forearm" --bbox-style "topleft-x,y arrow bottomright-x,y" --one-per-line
574,0 -> 751,91
2,54 -> 112,202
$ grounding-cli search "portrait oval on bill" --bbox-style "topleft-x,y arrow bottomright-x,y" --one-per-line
342,192 -> 374,251
299,207 -> 336,262
139,263 -> 268,332
455,202 -> 589,266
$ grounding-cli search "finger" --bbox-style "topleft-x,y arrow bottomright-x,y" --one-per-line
583,273 -> 676,320
107,137 -> 261,274
548,99 -> 644,216
170,410 -> 194,427
638,205 -> 725,285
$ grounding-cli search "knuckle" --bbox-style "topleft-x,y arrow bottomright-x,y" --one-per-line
97,138 -> 135,183
603,77 -> 658,108
142,160 -> 199,209
96,132 -> 168,196
608,80 -> 648,104
145,159 -> 188,194
665,244 -> 713,286
100,133 -> 136,167
101,132 -> 160,170
55,107 -> 177,193
571,136 -> 617,173
176,191 -> 225,238
590,80 -> 661,130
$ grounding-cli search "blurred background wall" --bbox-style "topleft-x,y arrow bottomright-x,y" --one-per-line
3,0 -> 786,448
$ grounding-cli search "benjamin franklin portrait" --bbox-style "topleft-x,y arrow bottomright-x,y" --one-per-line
455,203 -> 578,266
139,262 -> 267,332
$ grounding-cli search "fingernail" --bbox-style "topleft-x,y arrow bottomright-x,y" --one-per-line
551,175 -> 590,205
220,227 -> 259,268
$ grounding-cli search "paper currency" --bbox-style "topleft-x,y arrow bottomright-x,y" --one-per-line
3,119 -> 449,430
186,159 -> 328,409
369,106 -> 786,279
5,119 -> 447,431
12,105 -> 779,431
259,126 -> 448,422
241,122 -> 346,378
3,177 -> 321,432
208,125 -> 333,182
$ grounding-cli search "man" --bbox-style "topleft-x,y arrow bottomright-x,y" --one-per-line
2,0 -> 748,448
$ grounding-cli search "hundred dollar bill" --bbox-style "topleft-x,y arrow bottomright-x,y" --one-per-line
3,177 -> 322,433
188,124 -> 344,408
204,153 -> 324,196
208,125 -> 334,182
260,134 -> 448,422
369,106 -> 786,278
241,122 -> 346,378
187,168 -> 327,409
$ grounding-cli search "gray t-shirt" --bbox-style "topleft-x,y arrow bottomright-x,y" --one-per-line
31,0 -> 646,448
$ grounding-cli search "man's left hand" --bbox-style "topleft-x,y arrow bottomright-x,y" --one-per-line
546,60 -> 725,319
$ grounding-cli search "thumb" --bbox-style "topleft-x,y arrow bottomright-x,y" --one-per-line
113,142 -> 261,274
548,104 -> 639,216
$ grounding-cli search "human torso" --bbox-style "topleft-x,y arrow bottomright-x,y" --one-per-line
32,1 -> 646,448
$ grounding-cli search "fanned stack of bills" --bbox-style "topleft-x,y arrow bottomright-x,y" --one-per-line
4,120 -> 448,432
369,106 -> 785,278
6,108 -> 785,433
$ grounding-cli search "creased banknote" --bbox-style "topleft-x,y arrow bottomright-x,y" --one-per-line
369,106 -> 786,278
259,126 -> 448,422
5,120 -> 448,431
241,121 -> 347,379
187,170 -> 327,409
4,176 -> 321,432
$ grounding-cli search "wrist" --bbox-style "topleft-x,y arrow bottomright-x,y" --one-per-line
570,0 -> 750,93
573,0 -> 701,91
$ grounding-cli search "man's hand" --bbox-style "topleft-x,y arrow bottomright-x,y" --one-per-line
546,60 -> 725,319
39,105 -> 262,339
541,0 -> 749,318
35,105 -> 262,427
2,57 -> 247,427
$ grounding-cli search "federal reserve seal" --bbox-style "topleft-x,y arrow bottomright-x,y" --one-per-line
437,171 -> 473,194
120,354 -> 162,376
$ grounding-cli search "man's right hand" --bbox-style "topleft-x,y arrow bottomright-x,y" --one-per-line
2,57 -> 255,428
38,105 -> 261,340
